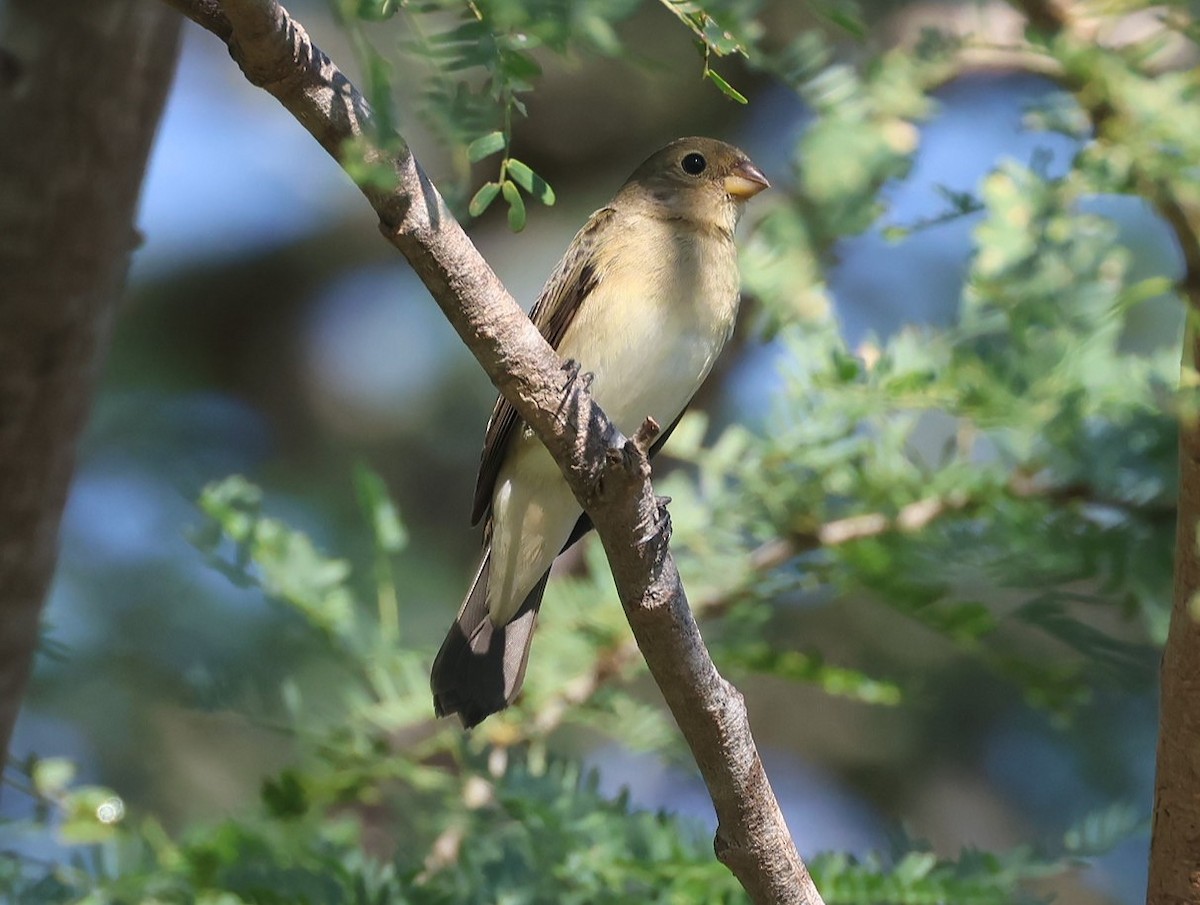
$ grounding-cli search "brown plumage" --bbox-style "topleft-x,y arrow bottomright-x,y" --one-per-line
431,137 -> 768,727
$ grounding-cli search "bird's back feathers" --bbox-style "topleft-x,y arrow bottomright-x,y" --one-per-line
471,208 -> 614,527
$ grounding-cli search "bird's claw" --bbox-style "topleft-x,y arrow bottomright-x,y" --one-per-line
638,495 -> 673,546
561,358 -> 594,392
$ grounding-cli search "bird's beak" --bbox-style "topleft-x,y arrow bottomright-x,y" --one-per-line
725,160 -> 770,199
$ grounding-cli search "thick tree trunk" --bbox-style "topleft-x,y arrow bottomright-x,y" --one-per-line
0,0 -> 181,762
1148,306 -> 1200,905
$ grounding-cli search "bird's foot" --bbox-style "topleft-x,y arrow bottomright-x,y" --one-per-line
638,495 -> 673,546
560,357 -> 594,392
558,358 -> 596,430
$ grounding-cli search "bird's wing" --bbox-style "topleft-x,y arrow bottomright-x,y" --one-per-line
470,206 -> 617,526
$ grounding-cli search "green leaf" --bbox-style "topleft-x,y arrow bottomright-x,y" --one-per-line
705,69 -> 748,104
194,477 -> 357,642
427,21 -> 488,45
361,45 -> 396,135
503,179 -> 527,231
262,769 -> 309,819
467,131 -> 506,162
59,787 -> 124,844
355,0 -> 397,20
700,18 -> 744,56
499,49 -> 542,81
727,644 -> 903,704
354,464 -> 407,554
32,757 -> 76,798
505,158 -> 556,206
469,181 -> 501,217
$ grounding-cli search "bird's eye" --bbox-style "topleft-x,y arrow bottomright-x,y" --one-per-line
681,152 -> 707,175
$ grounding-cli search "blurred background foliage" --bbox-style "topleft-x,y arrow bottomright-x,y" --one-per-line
3,0 -> 1197,902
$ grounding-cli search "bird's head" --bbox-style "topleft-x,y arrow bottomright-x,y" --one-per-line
619,136 -> 769,235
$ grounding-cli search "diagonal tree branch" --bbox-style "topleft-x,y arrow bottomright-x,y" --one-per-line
168,0 -> 823,901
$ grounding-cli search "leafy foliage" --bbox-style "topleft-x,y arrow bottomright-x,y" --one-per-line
333,0 -> 648,224
2,479 -> 1129,905
332,0 -> 782,223
8,0 -> 1194,901
689,148 -> 1175,717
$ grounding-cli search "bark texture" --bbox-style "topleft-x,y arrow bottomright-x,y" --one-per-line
0,0 -> 181,761
169,1 -> 823,901
1153,322 -> 1200,905
1149,198 -> 1200,905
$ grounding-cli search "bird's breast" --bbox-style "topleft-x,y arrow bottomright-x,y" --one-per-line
556,218 -> 740,435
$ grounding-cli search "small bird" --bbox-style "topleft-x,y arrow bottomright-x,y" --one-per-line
431,137 -> 768,727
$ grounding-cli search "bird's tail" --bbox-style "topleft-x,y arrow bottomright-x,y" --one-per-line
431,547 -> 548,728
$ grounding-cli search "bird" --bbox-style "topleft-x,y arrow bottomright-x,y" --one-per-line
431,137 -> 769,727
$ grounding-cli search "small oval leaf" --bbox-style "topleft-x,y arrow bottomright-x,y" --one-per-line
356,0 -> 398,20
705,69 -> 748,104
468,181 -> 501,217
502,180 -> 527,232
506,159 -> 556,206
467,131 -> 506,162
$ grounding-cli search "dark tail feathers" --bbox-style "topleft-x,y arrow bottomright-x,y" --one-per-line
430,549 -> 549,728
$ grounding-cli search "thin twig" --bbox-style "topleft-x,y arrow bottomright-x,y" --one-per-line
530,472 -> 1175,738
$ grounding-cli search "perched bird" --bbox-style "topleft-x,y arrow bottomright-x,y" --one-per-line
431,137 -> 768,727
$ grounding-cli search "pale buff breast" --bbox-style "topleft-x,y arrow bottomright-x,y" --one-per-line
486,214 -> 740,624
557,213 -> 740,434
